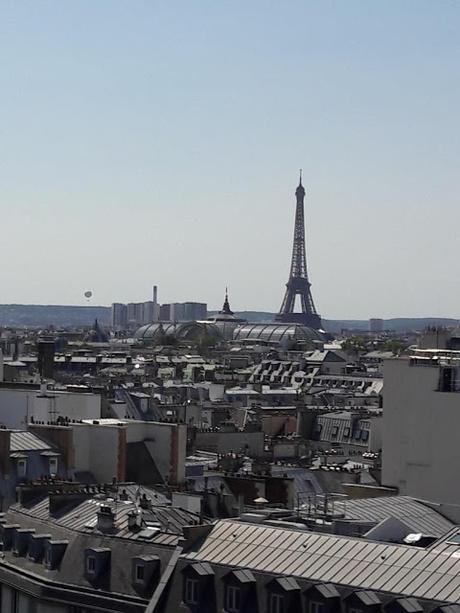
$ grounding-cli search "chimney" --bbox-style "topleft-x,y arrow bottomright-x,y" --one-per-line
153,285 -> 158,305
0,429 -> 11,478
127,509 -> 142,531
96,505 -> 115,532
139,493 -> 152,510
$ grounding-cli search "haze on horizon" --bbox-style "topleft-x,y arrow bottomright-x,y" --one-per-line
0,1 -> 459,320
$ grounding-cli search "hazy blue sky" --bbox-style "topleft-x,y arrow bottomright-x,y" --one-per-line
0,1 -> 459,319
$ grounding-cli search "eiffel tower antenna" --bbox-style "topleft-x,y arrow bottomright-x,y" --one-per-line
275,174 -> 322,329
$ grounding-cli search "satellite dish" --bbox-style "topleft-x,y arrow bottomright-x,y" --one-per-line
84,291 -> 93,302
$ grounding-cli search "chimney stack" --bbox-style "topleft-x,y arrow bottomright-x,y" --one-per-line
96,505 -> 115,533
139,493 -> 152,510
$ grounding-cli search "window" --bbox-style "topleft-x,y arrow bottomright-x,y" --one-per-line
343,427 -> 350,438
225,585 -> 241,612
17,459 -> 27,477
309,602 -> 324,613
447,533 -> 460,545
12,588 -> 19,613
86,556 -> 96,573
49,457 -> 58,476
331,426 -> 338,437
270,592 -> 285,613
44,547 -> 51,566
184,577 -> 199,605
361,430 -> 369,442
135,563 -> 145,581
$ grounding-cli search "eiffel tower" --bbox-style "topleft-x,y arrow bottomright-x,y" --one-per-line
275,172 -> 322,330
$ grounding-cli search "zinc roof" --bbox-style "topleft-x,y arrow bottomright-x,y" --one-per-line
344,496 -> 454,538
10,431 -> 52,452
10,494 -> 202,546
183,520 -> 460,604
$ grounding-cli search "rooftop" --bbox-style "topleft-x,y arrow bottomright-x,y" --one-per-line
10,431 -> 53,452
184,519 -> 460,604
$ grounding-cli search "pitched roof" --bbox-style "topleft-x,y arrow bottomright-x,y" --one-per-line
344,496 -> 454,538
10,431 -> 52,452
183,520 -> 460,604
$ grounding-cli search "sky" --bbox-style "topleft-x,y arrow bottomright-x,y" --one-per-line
0,1 -> 459,319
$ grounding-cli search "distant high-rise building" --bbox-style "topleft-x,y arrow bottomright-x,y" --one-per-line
159,303 -> 172,321
369,318 -> 384,333
142,301 -> 155,324
170,303 -> 185,322
152,285 -> 160,322
111,303 -> 128,329
116,286 -> 205,326
127,302 -> 144,327
37,338 -> 55,379
183,302 -> 207,321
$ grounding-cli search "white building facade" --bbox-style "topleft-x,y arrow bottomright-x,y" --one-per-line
383,356 -> 460,511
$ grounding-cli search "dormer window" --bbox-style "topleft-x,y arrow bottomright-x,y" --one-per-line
86,555 -> 96,574
222,569 -> 256,612
84,547 -> 110,583
29,534 -> 52,562
270,593 -> 285,613
182,562 -> 214,607
306,583 -> 340,613
43,540 -> 68,570
131,555 -> 160,594
135,564 -> 145,581
17,459 -> 27,478
345,590 -> 381,613
184,577 -> 199,605
49,457 -> 58,476
268,576 -> 299,613
226,584 -> 241,612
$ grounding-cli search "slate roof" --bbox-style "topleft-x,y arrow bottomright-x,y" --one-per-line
2,505 -> 176,608
9,493 -> 202,545
183,520 -> 460,604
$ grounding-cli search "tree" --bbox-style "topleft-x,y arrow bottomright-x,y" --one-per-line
341,335 -> 367,356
